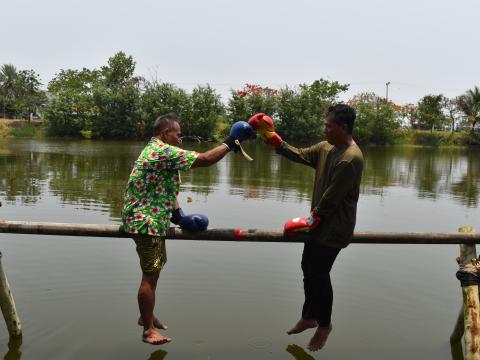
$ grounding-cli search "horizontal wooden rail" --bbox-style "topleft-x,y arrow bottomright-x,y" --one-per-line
1,220 -> 480,244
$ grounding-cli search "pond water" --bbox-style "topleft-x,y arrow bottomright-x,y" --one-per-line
0,139 -> 479,359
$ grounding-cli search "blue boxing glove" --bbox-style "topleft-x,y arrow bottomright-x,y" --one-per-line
223,121 -> 256,152
171,208 -> 209,232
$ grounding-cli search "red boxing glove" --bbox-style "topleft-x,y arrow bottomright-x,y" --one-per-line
247,113 -> 267,130
284,212 -> 320,237
247,113 -> 282,147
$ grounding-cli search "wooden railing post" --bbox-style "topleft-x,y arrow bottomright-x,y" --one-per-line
0,251 -> 22,338
454,227 -> 480,360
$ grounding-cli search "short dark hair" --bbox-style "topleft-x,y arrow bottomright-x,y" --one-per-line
326,104 -> 356,134
153,113 -> 180,136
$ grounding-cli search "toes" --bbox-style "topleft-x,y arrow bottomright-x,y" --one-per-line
143,337 -> 172,345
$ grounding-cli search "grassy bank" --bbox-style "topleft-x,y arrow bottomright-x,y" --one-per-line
0,118 -> 45,139
394,129 -> 480,146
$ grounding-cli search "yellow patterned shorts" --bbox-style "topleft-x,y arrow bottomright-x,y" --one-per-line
132,235 -> 167,275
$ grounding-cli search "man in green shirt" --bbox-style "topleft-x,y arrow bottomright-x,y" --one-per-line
248,104 -> 363,352
122,113 -> 254,345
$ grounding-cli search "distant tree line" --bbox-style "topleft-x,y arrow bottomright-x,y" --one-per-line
1,51 -> 479,145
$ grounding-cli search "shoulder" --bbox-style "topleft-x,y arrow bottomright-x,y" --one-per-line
343,144 -> 364,169
308,141 -> 332,154
319,141 -> 334,152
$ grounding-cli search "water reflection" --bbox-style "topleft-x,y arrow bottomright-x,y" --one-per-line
286,344 -> 315,360
4,337 -> 22,360
0,140 -> 479,218
361,146 -> 480,207
147,349 -> 167,360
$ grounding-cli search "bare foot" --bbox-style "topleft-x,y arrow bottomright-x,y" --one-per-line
142,329 -> 172,345
138,317 -> 168,330
307,324 -> 332,351
287,319 -> 318,335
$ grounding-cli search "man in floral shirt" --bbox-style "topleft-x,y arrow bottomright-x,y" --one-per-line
122,113 -> 254,345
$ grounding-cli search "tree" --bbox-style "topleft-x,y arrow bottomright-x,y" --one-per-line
416,94 -> 447,131
0,64 -> 46,119
140,81 -> 191,139
228,84 -> 279,124
276,79 -> 349,143
91,52 -> 142,138
44,68 -> 100,136
457,86 -> 480,132
349,93 -> 401,145
16,69 -> 47,120
400,104 -> 418,128
0,64 -> 18,117
100,51 -> 137,88
188,85 -> 226,139
441,97 -> 462,133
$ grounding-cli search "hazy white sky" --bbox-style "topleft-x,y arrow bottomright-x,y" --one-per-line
2,0 -> 479,104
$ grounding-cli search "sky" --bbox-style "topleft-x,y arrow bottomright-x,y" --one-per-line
2,0 -> 479,105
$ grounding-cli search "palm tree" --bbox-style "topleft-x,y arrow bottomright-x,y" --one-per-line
0,64 -> 18,117
457,86 -> 480,132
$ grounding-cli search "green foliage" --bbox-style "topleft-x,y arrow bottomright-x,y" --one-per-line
350,93 -> 401,145
44,97 -> 86,136
227,80 -> 348,144
188,85 -> 226,139
101,51 -> 137,88
44,68 -> 99,136
139,81 -> 191,138
276,80 -> 348,144
416,94 -> 447,131
457,86 -> 480,131
91,52 -> 142,139
91,84 -> 141,139
0,64 -> 46,119
401,129 -> 480,146
4,53 -> 480,147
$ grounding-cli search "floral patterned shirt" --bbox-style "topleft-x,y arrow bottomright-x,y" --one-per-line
122,137 -> 198,236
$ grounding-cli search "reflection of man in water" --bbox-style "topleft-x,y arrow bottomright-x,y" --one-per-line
122,113 -> 255,345
249,104 -> 364,351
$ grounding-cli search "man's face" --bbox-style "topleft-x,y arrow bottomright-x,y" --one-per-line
324,114 -> 346,146
161,122 -> 182,146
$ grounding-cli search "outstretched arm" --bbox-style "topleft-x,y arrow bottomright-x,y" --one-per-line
276,141 -> 320,169
248,113 -> 319,168
191,144 -> 230,168
192,121 -> 256,168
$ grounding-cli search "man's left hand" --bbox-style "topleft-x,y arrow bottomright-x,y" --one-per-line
284,211 -> 320,237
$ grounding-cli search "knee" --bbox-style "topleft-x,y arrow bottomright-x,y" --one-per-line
142,272 -> 160,285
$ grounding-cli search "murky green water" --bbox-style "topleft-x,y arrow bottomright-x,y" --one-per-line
0,139 -> 479,359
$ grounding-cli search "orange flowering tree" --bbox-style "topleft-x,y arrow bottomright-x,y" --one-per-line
227,83 -> 279,123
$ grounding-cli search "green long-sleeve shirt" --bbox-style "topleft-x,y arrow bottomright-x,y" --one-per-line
277,140 -> 364,248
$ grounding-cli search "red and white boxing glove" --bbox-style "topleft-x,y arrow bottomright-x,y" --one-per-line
284,211 -> 320,237
248,113 -> 282,147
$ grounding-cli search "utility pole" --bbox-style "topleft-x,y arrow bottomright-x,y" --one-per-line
386,82 -> 391,101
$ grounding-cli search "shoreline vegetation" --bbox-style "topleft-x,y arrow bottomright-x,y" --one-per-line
1,51 -> 479,146
1,118 -> 479,147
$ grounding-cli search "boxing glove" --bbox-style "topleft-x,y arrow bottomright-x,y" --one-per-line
284,211 -> 320,237
248,113 -> 282,147
171,208 -> 209,232
223,121 -> 256,151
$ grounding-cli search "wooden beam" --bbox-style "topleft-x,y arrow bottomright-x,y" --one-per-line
0,220 -> 480,244
0,252 -> 22,338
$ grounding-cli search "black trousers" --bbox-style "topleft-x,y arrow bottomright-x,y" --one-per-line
301,241 -> 340,327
